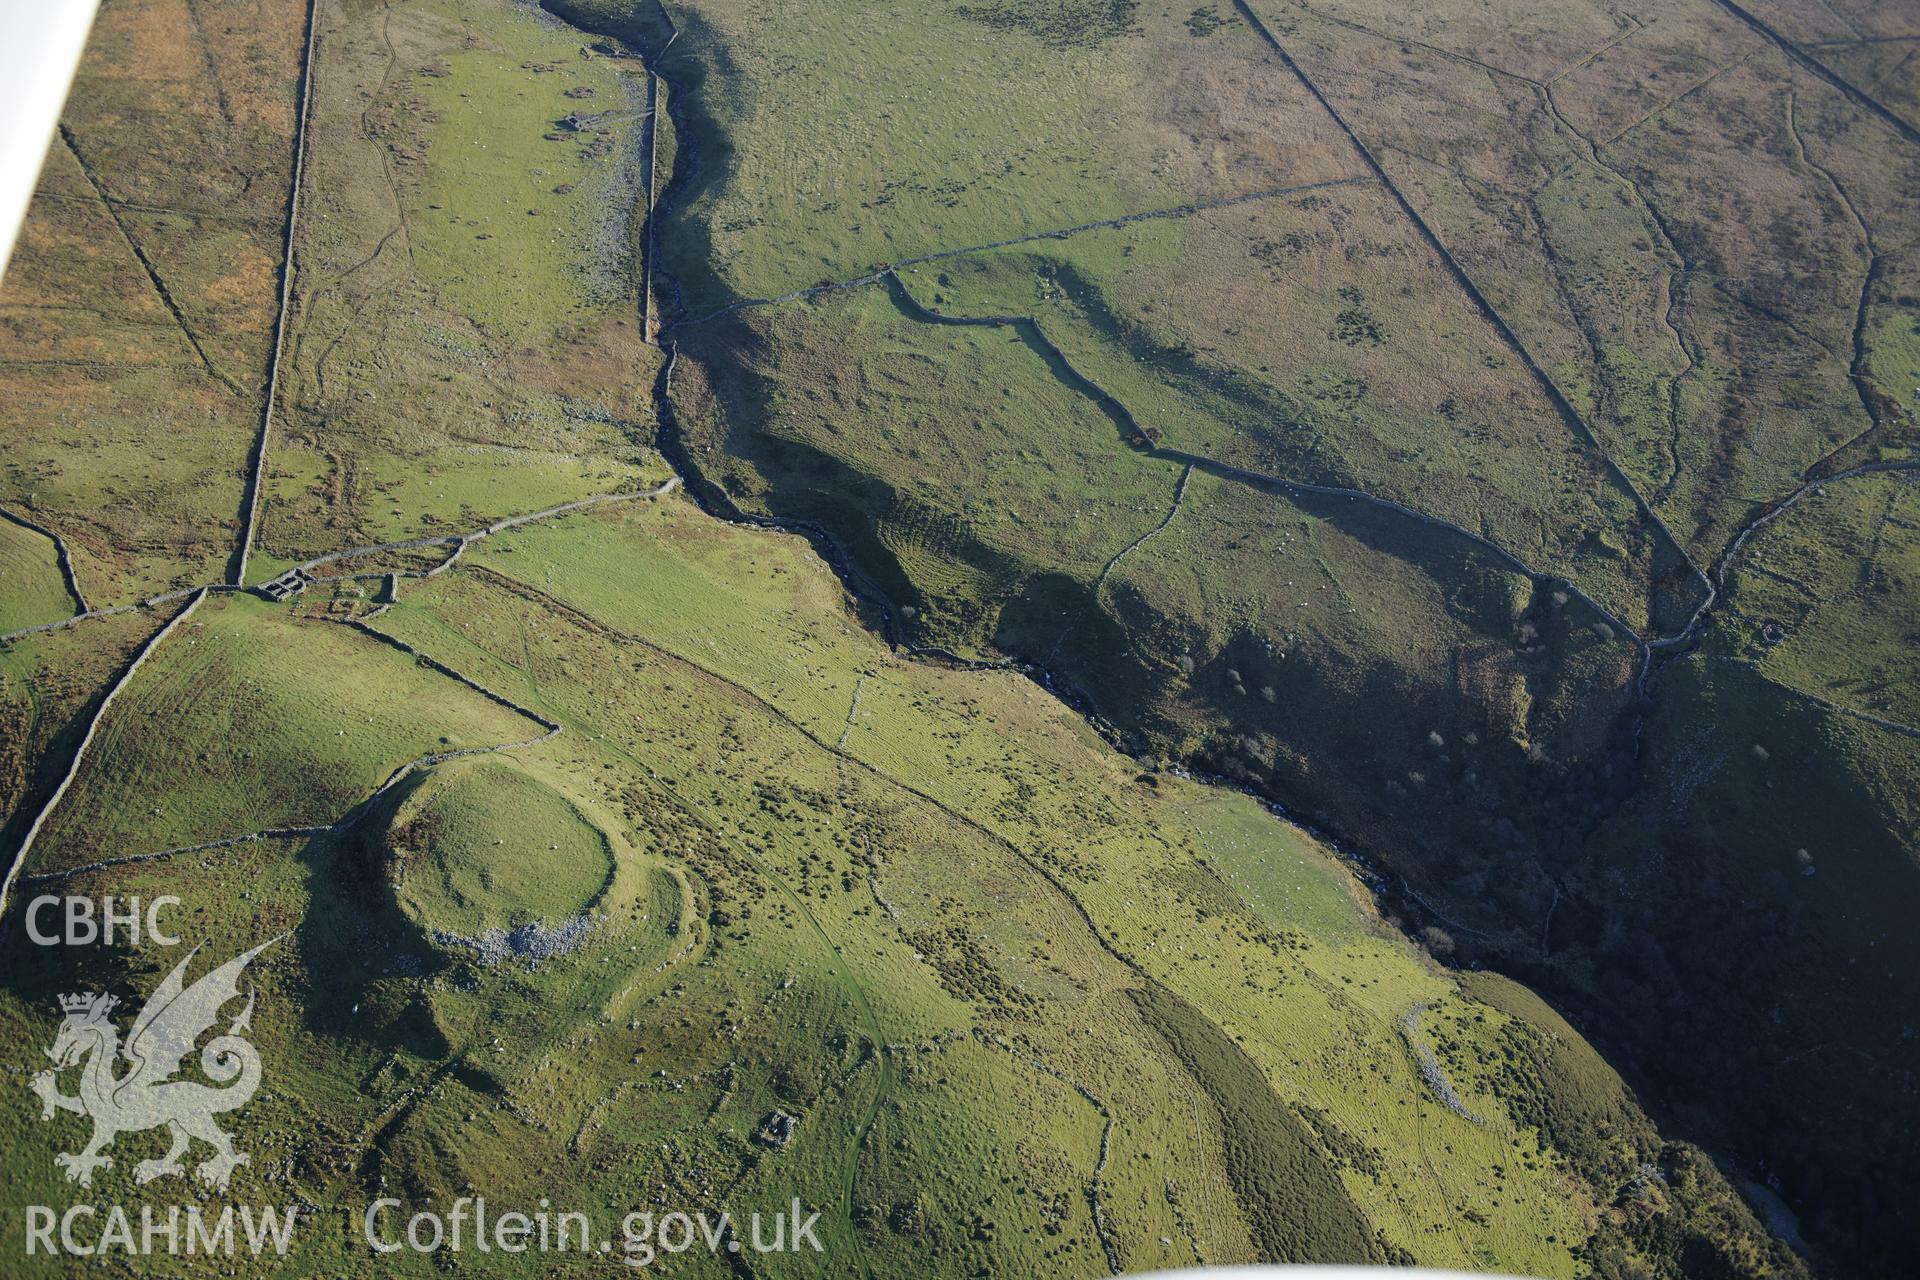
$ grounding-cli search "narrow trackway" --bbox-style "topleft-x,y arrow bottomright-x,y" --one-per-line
1043,461 -> 1196,667
232,0 -> 321,588
1289,0 -> 1541,87
296,0 -> 416,411
0,504 -> 88,615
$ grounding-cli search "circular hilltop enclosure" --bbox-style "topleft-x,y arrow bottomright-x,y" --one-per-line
384,756 -> 615,942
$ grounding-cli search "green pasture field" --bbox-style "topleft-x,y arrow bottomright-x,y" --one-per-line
0,492 -> 1795,1279
884,191 -> 1667,631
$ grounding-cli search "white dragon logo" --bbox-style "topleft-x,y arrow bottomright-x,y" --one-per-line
28,939 -> 277,1190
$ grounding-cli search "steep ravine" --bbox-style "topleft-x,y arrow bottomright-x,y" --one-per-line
542,1 -> 1886,1273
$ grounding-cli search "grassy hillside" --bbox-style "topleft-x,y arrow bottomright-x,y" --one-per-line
1716,470 -> 1919,725
2,0 -> 1911,1275
0,608 -> 170,840
0,497 -> 1797,1276
20,592 -> 544,878
883,193 -> 1676,629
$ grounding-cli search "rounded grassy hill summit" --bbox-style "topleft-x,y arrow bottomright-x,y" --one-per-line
386,757 -> 614,940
